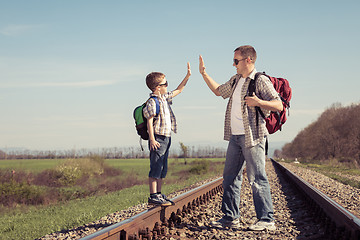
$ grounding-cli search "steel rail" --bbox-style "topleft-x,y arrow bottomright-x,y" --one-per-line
80,177 -> 223,240
271,159 -> 360,240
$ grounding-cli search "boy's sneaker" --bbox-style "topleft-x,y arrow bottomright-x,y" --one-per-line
248,220 -> 276,231
161,194 -> 175,205
148,194 -> 172,207
211,218 -> 240,228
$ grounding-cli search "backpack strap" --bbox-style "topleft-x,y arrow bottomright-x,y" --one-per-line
250,73 -> 266,127
148,96 -> 160,117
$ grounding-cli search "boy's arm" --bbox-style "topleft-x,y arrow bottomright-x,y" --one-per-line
172,62 -> 191,97
147,116 -> 160,150
199,55 -> 221,96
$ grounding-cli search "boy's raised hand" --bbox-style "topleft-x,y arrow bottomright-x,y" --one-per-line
186,62 -> 191,78
199,55 -> 206,75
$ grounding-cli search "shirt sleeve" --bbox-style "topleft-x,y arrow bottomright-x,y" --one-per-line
217,75 -> 237,99
257,75 -> 281,101
143,98 -> 157,119
256,75 -> 281,117
164,91 -> 174,105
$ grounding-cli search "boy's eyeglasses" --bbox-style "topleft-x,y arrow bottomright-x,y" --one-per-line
159,81 -> 168,87
233,58 -> 247,65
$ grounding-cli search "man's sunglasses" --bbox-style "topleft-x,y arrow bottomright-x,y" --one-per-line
233,58 -> 247,65
159,81 -> 168,87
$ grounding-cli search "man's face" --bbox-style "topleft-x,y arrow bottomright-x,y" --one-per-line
233,51 -> 247,75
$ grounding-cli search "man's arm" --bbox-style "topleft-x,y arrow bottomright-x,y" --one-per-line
245,95 -> 283,112
199,55 -> 221,96
172,62 -> 191,97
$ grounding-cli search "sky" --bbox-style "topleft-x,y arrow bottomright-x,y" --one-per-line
1,0 -> 359,154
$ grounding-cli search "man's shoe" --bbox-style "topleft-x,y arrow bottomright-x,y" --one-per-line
148,194 -> 172,207
248,220 -> 276,231
211,218 -> 240,228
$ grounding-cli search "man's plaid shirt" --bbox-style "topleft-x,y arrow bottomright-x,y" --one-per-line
143,91 -> 177,137
217,69 -> 280,148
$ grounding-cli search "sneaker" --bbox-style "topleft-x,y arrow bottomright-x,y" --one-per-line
211,218 -> 240,228
148,194 -> 172,207
248,220 -> 276,231
161,194 -> 175,205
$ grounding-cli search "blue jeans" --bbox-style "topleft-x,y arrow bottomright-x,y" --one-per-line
221,135 -> 274,222
148,134 -> 171,179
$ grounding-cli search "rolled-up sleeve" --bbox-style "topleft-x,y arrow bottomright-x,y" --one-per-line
217,75 -> 237,99
257,75 -> 281,117
143,98 -> 157,119
164,91 -> 174,105
258,75 -> 280,101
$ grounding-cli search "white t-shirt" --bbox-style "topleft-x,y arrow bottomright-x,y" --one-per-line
231,77 -> 245,135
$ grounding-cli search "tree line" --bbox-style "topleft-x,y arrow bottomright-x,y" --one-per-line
0,144 -> 226,160
276,102 -> 360,167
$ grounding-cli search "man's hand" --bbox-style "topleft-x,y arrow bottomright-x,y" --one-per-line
199,55 -> 206,75
245,95 -> 261,107
245,96 -> 283,111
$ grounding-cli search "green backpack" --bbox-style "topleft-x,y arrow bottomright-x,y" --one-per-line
133,96 -> 160,145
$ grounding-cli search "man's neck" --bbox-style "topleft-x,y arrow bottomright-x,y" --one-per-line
242,67 -> 255,79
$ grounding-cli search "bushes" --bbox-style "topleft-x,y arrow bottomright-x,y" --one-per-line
0,181 -> 46,206
189,159 -> 210,175
0,157 -> 132,208
281,103 -> 360,167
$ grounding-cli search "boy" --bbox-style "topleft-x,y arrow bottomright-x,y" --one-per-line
143,62 -> 191,206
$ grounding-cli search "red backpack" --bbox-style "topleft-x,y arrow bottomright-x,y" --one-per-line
249,72 -> 292,134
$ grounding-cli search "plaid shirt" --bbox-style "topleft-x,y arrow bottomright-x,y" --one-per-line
143,91 -> 177,137
218,69 -> 280,148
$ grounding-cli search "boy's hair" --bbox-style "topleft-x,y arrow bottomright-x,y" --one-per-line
146,72 -> 165,91
234,45 -> 257,63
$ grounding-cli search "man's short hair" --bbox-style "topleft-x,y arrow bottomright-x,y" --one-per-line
146,72 -> 165,91
234,45 -> 257,63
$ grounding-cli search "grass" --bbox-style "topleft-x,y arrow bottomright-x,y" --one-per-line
0,159 -> 63,173
0,185 -> 149,240
0,157 -> 225,240
280,159 -> 360,190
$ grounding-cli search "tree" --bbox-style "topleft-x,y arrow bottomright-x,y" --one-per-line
179,142 -> 188,165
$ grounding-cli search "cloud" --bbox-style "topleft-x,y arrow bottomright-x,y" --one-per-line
0,24 -> 45,36
0,80 -> 118,88
0,56 -> 146,88
33,80 -> 118,88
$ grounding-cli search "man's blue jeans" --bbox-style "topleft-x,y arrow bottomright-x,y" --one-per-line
221,135 -> 274,222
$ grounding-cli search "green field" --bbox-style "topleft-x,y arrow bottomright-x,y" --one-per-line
0,159 -> 62,172
0,157 -> 225,240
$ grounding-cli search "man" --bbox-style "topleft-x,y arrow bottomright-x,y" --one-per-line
199,45 -> 282,231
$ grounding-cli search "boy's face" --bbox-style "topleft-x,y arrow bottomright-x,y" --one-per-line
157,77 -> 168,94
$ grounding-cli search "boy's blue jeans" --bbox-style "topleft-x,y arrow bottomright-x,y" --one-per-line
148,134 -> 171,179
221,135 -> 274,222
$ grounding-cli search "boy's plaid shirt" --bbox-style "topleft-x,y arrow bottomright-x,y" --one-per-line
218,69 -> 280,148
143,91 -> 177,137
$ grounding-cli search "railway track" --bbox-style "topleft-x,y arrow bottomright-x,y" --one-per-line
273,160 -> 360,240
78,159 -> 360,240
81,177 -> 223,240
